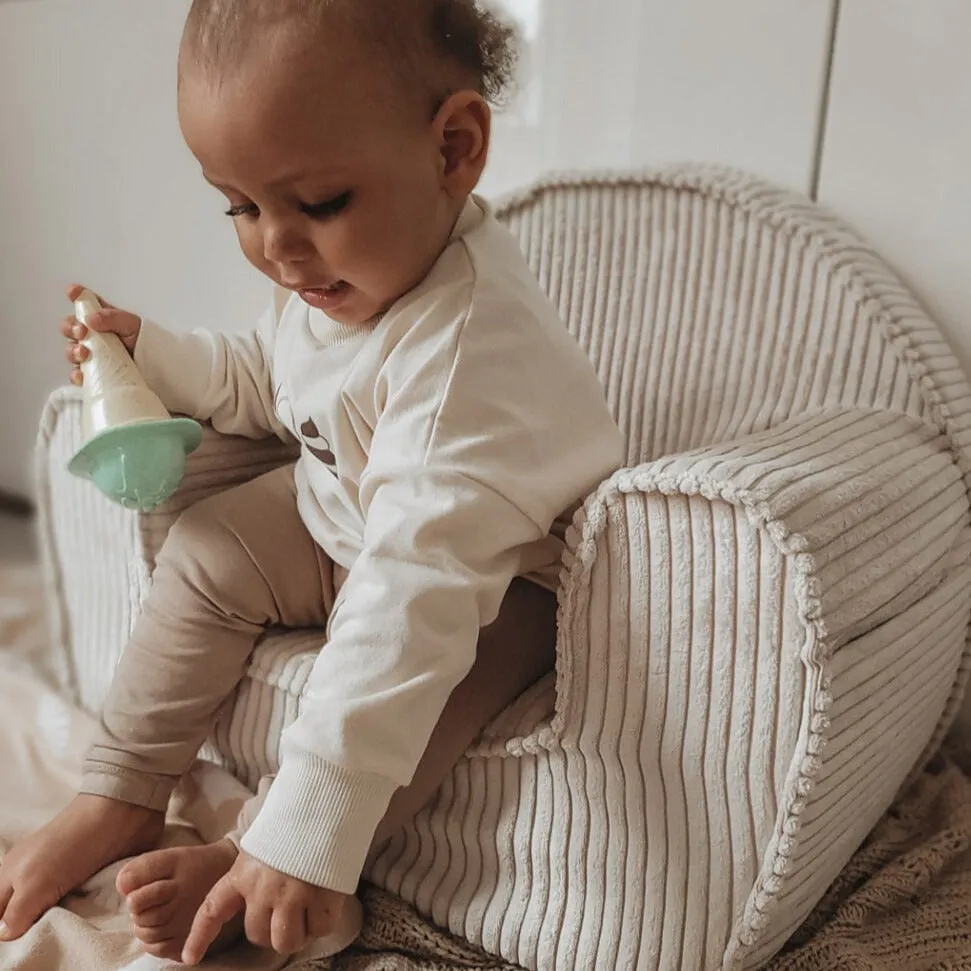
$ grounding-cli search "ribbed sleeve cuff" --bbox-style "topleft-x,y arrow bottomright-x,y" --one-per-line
134,320 -> 216,419
240,751 -> 397,894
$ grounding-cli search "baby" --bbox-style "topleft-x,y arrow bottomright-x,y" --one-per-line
0,0 -> 622,964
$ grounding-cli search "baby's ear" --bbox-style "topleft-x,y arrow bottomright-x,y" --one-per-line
434,91 -> 491,196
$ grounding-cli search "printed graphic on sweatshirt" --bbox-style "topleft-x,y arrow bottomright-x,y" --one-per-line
274,385 -> 296,435
274,386 -> 338,477
300,418 -> 338,475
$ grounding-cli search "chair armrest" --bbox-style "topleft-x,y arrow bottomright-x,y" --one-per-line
554,407 -> 968,744
510,406 -> 969,970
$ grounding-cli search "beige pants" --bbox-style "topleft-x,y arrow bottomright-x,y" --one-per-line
81,464 -> 556,856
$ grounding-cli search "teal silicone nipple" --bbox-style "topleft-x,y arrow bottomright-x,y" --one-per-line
68,418 -> 203,512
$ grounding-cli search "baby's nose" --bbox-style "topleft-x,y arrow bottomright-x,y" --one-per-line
262,219 -> 314,264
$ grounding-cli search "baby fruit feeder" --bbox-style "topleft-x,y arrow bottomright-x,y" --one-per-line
67,290 -> 202,512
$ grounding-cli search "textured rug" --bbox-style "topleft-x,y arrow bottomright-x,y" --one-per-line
0,560 -> 48,679
2,559 -> 970,971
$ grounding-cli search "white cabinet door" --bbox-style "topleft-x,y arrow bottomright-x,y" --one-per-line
484,0 -> 836,197
818,0 -> 971,375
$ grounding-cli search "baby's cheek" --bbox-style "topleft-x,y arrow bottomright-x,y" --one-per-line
236,225 -> 268,274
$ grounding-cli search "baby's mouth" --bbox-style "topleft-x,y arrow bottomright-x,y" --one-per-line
297,281 -> 350,310
302,280 -> 344,294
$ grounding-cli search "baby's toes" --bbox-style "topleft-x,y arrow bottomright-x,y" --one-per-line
0,882 -> 12,922
131,901 -> 178,930
126,879 -> 177,917
117,849 -> 180,897
135,922 -> 180,947
0,894 -> 41,940
0,877 -> 67,942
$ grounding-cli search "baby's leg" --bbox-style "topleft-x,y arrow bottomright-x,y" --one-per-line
0,465 -> 335,943
84,464 -> 336,809
373,576 -> 557,849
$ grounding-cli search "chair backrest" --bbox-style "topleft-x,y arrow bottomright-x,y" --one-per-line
495,168 -> 971,471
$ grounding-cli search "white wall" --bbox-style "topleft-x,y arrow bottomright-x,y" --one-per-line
817,0 -> 971,377
486,0 -> 833,197
0,0 -> 268,497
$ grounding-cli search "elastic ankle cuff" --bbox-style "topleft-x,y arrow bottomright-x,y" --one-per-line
80,763 -> 176,813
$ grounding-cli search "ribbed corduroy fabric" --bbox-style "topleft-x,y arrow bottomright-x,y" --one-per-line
34,168 -> 971,971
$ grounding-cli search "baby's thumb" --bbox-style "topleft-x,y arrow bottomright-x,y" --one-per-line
66,283 -> 114,308
85,308 -> 142,351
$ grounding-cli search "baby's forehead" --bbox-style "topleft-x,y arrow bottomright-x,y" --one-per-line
184,2 -> 419,81
178,38 -> 431,183
182,0 -> 509,107
187,29 -> 465,160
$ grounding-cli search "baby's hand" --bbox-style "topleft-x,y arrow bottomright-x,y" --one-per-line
61,283 -> 142,386
181,850 -> 350,965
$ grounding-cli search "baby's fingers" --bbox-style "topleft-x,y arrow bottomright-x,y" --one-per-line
60,316 -> 86,341
70,368 -> 84,387
65,342 -> 88,366
182,877 -> 244,966
271,904 -> 308,955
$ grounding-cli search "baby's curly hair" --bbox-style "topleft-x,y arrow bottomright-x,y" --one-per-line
183,0 -> 519,108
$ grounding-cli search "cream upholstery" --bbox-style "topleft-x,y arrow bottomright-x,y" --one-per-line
35,168 -> 971,970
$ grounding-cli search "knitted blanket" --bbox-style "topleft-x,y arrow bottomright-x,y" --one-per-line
2,560 -> 970,971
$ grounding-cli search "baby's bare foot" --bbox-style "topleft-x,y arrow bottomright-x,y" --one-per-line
117,839 -> 240,961
0,794 -> 164,940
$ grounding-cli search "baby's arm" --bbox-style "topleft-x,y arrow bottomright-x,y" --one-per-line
134,287 -> 289,440
242,450 -> 543,891
63,283 -> 288,440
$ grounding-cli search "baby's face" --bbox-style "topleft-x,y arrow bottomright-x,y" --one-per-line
179,36 -> 460,325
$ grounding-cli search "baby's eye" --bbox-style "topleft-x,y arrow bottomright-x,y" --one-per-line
302,191 -> 352,220
225,202 -> 259,219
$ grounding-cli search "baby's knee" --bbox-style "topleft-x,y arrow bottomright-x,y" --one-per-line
159,493 -> 255,586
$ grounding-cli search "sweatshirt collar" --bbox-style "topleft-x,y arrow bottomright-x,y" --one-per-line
450,194 -> 489,241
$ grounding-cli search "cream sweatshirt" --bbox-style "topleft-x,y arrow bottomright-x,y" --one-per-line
134,197 -> 624,892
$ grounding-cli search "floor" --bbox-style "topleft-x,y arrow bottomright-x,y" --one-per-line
0,513 -> 37,563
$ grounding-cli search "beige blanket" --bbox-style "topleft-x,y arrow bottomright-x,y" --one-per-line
2,560 -> 970,971
0,619 -> 331,969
